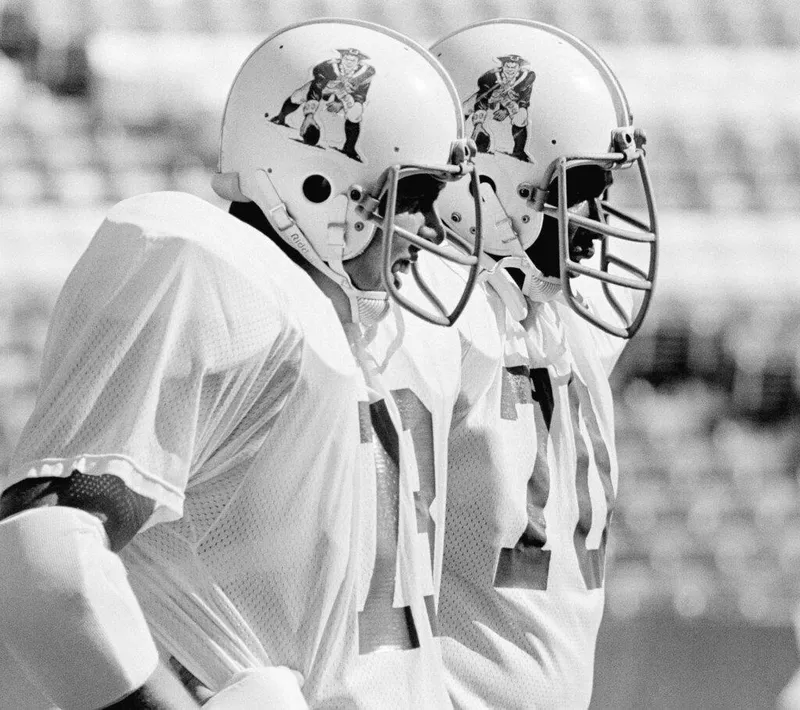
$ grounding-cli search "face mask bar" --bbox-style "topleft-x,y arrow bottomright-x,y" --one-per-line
359,152 -> 484,327
533,130 -> 658,339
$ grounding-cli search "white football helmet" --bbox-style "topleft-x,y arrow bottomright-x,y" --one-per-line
432,19 -> 658,338
213,18 -> 483,326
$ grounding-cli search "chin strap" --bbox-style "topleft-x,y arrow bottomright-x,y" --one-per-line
483,251 -> 562,314
325,193 -> 376,325
488,244 -> 562,305
468,182 -> 561,309
478,181 -> 518,251
242,169 -> 388,326
481,259 -> 528,322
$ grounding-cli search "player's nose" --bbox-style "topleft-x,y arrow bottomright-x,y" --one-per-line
421,209 -> 446,244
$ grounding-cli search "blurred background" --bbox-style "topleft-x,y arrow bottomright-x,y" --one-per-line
1,0 -> 799,708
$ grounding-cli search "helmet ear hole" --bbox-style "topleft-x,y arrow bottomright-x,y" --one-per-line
469,174 -> 497,199
303,174 -> 333,203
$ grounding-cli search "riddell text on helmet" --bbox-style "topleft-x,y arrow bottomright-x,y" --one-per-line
288,231 -> 311,255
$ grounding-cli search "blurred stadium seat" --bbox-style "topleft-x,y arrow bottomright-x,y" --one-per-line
1,3 -> 800,707
2,0 -> 799,625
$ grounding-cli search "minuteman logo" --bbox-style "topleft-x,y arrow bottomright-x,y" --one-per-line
266,47 -> 375,163
463,52 -> 536,163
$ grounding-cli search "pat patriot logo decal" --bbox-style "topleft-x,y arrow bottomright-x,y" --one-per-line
267,47 -> 375,163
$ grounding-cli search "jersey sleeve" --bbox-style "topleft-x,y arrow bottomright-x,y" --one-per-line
6,203 -> 301,529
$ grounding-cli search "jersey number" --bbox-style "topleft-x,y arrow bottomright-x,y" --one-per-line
358,389 -> 437,655
494,368 -> 615,591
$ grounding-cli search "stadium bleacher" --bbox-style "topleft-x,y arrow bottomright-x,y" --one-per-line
1,0 -> 799,633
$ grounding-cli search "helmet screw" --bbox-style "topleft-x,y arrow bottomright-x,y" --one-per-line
518,187 -> 531,199
354,222 -> 364,232
521,215 -> 531,224
469,226 -> 476,235
451,212 -> 462,223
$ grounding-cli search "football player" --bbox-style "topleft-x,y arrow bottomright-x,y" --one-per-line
0,19 -> 482,710
429,19 -> 659,709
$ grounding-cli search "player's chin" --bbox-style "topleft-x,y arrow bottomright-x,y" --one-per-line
390,254 -> 416,289
563,253 -> 592,280
568,239 -> 596,270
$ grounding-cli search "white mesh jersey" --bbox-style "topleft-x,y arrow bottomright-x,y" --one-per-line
4,191 -> 381,708
339,294 -> 465,709
437,267 -> 626,709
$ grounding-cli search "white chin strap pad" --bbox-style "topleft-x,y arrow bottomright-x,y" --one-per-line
522,270 -> 562,303
0,506 -> 159,710
355,291 -> 390,326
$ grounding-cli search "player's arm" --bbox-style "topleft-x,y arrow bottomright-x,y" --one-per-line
307,60 -> 332,100
351,72 -> 374,103
0,473 -> 201,710
516,71 -> 536,107
474,71 -> 496,111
